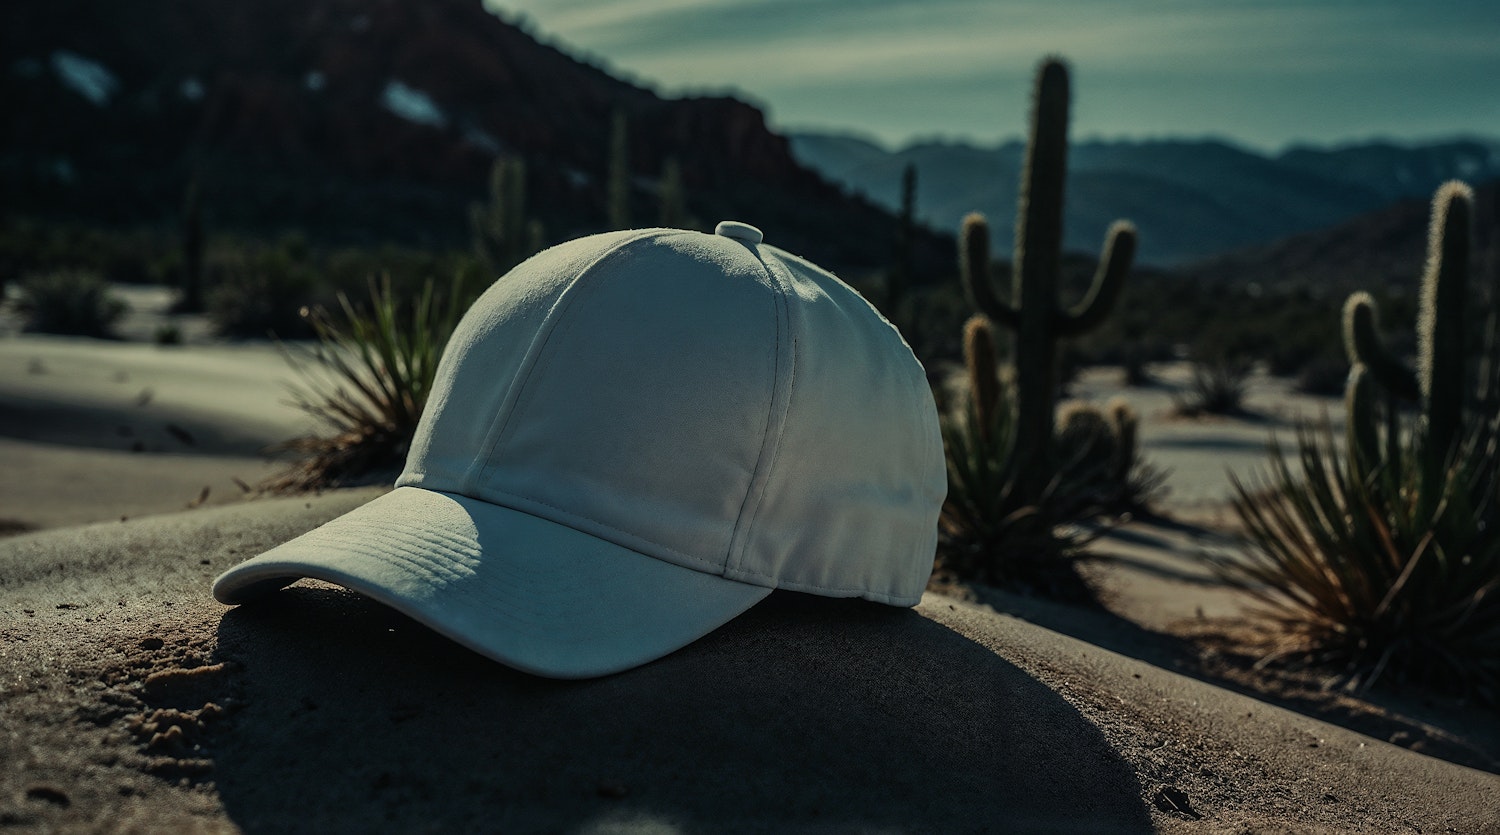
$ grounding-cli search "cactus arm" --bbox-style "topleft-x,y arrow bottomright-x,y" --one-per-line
1342,292 -> 1419,402
1419,181 -> 1473,466
1058,221 -> 1137,337
1345,363 -> 1382,479
963,315 -> 1002,442
960,213 -> 1018,327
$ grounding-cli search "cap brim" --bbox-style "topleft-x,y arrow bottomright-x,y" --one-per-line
212,487 -> 771,679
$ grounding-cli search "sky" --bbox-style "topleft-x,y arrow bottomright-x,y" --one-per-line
484,0 -> 1499,153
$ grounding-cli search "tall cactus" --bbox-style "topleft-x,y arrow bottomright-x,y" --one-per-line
607,109 -> 631,230
961,57 -> 1137,506
889,162 -> 917,316
1342,180 -> 1474,515
471,156 -> 542,274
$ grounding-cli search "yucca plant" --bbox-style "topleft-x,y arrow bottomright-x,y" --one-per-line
268,274 -> 469,491
1220,182 -> 1500,702
1225,410 -> 1500,701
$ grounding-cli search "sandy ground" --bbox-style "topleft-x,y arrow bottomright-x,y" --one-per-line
0,324 -> 314,530
2,299 -> 1498,832
3,495 -> 1496,833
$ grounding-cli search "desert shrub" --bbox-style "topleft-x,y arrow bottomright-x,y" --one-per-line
1219,182 -> 1500,703
0,219 -> 174,286
322,245 -> 482,301
267,274 -> 469,491
937,320 -> 1163,600
1054,398 -> 1169,514
937,347 -> 1098,599
16,270 -> 126,336
1292,354 -> 1349,396
1224,413 -> 1500,701
1176,347 -> 1255,416
207,244 -> 318,338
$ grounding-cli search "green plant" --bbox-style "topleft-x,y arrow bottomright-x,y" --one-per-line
16,270 -> 125,336
154,322 -> 182,345
1226,414 -> 1500,701
938,315 -> 1095,598
1176,350 -> 1255,416
607,109 -> 630,230
207,241 -> 318,338
659,157 -> 687,228
1344,181 -> 1472,519
960,57 -> 1137,507
885,162 -> 918,321
936,58 -> 1160,599
470,156 -> 542,275
268,274 -> 469,491
1221,181 -> 1500,701
938,317 -> 1160,599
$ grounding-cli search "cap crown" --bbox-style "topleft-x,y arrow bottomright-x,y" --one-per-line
399,227 -> 944,604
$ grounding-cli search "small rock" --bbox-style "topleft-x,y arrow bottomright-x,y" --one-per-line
139,637 -> 165,651
1151,786 -> 1201,819
141,662 -> 229,708
24,785 -> 69,808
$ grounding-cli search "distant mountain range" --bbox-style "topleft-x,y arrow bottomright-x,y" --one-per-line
1180,179 -> 1500,294
789,131 -> 1500,266
1,0 -> 950,277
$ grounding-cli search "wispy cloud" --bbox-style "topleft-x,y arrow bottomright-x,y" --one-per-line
485,0 -> 1500,148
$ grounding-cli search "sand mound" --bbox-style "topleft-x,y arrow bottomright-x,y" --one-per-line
2,492 -> 1496,832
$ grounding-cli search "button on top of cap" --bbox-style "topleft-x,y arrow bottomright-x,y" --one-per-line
714,221 -> 763,246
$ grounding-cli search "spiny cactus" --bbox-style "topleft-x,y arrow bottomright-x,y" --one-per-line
888,162 -> 917,317
608,109 -> 630,230
471,156 -> 542,274
961,58 -> 1137,506
1222,180 -> 1500,701
1104,397 -> 1139,488
1343,181 -> 1474,513
659,157 -> 686,228
963,314 -> 1002,441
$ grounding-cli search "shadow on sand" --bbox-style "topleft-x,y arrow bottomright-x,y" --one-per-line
964,514 -> 1500,774
209,588 -> 1153,832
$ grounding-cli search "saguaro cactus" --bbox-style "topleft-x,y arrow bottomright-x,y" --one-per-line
471,156 -> 542,274
607,109 -> 630,230
1342,180 -> 1474,515
961,58 -> 1137,506
889,162 -> 917,316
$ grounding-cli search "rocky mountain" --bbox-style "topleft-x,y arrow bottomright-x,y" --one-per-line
1,0 -> 950,277
790,131 -> 1500,267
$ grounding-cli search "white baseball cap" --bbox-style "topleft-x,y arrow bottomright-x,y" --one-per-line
213,221 -> 946,678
